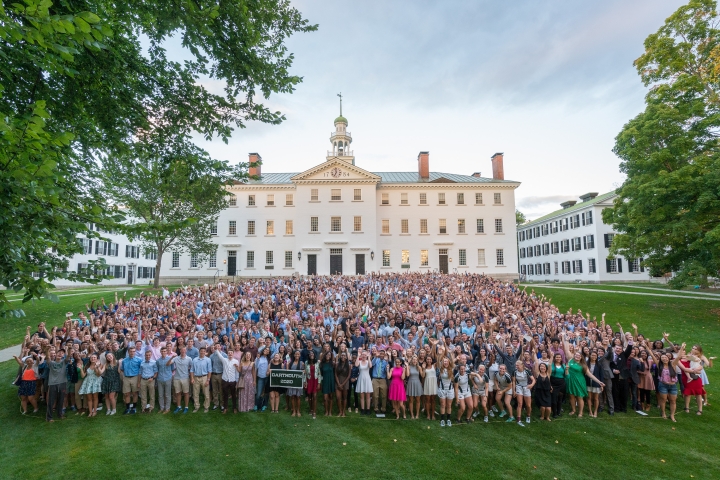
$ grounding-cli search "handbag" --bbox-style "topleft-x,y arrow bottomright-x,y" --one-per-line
238,373 -> 246,389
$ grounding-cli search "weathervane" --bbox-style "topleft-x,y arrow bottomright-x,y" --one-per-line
337,92 -> 342,116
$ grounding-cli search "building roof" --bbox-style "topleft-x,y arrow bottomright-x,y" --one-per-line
520,191 -> 616,228
244,171 -> 517,185
334,115 -> 348,124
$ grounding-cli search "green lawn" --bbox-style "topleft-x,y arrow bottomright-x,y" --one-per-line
0,287 -> 718,479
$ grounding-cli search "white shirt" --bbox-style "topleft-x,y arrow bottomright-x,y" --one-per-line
219,356 -> 240,382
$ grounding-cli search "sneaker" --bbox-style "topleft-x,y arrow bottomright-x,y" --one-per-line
183,407 -> 188,414
146,404 -> 151,411
440,420 -> 446,427
499,411 -> 506,418
526,416 -> 531,424
484,416 -> 489,423
213,405 -> 218,410
506,417 -> 515,423
517,421 -> 526,427
70,406 -> 77,411
106,409 -> 111,416
110,409 -> 116,415
447,420 -> 452,427
253,406 -> 258,411
492,405 -> 499,413
262,406 -> 267,412
129,408 -> 136,415
97,405 -> 102,411
489,411 -> 495,418
173,407 -> 182,414
636,410 -> 648,416
123,408 -> 131,415
472,411 -> 479,418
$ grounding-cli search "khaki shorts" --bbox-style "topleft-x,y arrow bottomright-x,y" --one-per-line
122,376 -> 138,394
173,378 -> 190,394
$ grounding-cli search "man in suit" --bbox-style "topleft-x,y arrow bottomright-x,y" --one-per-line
627,348 -> 645,413
597,345 -> 615,415
606,337 -> 633,413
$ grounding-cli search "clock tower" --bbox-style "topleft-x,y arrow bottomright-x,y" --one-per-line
327,94 -> 354,165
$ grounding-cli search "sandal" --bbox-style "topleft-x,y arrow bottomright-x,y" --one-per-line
684,408 -> 690,413
696,411 -> 702,415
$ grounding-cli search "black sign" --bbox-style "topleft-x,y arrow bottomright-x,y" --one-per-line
269,369 -> 304,389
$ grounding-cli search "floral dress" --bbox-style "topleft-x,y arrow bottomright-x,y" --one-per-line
79,367 -> 102,395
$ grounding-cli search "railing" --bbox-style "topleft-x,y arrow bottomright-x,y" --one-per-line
330,131 -> 351,138
327,150 -> 354,157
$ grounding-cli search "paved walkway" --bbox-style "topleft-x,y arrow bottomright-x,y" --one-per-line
605,284 -> 720,297
529,284 -> 720,301
0,344 -> 20,363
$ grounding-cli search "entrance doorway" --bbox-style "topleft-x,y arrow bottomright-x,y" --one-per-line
439,249 -> 449,274
355,254 -> 365,275
330,249 -> 343,275
127,266 -> 134,285
227,251 -> 237,276
307,254 -> 317,275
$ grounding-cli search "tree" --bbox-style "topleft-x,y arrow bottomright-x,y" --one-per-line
515,209 -> 527,226
0,0 -> 315,315
102,130 -> 249,287
603,0 -> 720,288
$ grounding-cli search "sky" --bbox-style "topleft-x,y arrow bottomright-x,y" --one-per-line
176,0 -> 686,221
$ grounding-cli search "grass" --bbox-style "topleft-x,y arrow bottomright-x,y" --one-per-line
520,282 -> 720,299
0,287 -> 719,479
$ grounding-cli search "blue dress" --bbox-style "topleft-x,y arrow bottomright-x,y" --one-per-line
79,367 -> 102,394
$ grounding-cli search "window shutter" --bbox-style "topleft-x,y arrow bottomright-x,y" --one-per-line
617,258 -> 623,273
583,237 -> 587,249
604,234 -> 609,248
572,261 -> 576,273
77,264 -> 82,274
606,259 -> 612,273
123,266 -> 126,278
579,261 -> 583,273
95,240 -> 99,254
126,245 -> 129,257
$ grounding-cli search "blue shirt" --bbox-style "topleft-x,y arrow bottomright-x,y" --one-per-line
255,356 -> 269,378
121,354 -> 143,377
156,356 -> 175,382
139,359 -> 158,379
192,356 -> 212,376
371,358 -> 388,379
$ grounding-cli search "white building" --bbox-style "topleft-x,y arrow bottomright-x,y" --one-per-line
160,113 -> 521,282
517,191 -> 652,283
52,223 -> 159,287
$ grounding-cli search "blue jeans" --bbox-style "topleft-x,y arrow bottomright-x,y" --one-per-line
255,377 -> 268,408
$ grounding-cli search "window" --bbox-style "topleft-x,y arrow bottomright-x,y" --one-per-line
190,253 -> 199,268
458,219 -> 466,234
229,195 -> 237,206
172,252 -> 180,268
528,264 -> 534,275
354,188 -> 362,201
457,193 -> 465,205
138,267 -> 156,279
285,220 -> 293,235
229,220 -> 237,235
584,234 -> 595,249
629,258 -> 642,272
248,195 -> 255,206
382,219 -> 390,234
381,193 -> 389,205
534,245 -> 541,256
419,193 -> 427,205
544,263 -> 551,275
586,210 -> 593,225
401,250 -> 410,265
401,193 -> 408,205
354,216 -> 362,232
311,189 -> 319,202
310,217 -> 319,232
554,261 -> 559,274
401,219 -> 409,234
477,249 -> 486,266
459,249 -> 467,266
420,219 -> 428,234
286,194 -> 293,206
520,248 -> 526,258
552,241 -> 559,254
588,258 -> 597,273
572,260 -> 583,274
266,194 -> 274,206
475,192 -> 483,205
331,217 -> 341,232
562,261 -> 571,274
542,224 -> 549,236
439,219 -> 447,234
144,248 -> 157,260
573,237 -> 582,251
331,189 -> 341,201
476,219 -> 484,234
604,233 -> 615,248
543,243 -> 550,255
79,238 -> 92,254
247,251 -> 255,268
495,218 -> 503,233
494,193 -> 501,204
285,251 -> 293,268
520,265 -> 526,275
209,251 -> 217,268
266,220 -> 274,235
247,220 -> 255,235
125,245 -> 140,258
496,249 -> 504,266
265,251 -> 274,265
417,249 -> 428,266
95,241 -> 119,256
382,250 -> 391,267
438,193 -> 446,205
527,246 -> 534,258
561,239 -> 570,253
210,220 -> 218,235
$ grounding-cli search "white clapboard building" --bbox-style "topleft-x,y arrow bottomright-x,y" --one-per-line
159,113 -> 521,282
517,191 -> 653,283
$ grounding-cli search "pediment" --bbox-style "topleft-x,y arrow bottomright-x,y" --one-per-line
291,159 -> 381,182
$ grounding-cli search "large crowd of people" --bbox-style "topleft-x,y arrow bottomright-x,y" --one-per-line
12,273 -> 713,427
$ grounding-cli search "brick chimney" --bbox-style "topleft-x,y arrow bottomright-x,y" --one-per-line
491,152 -> 504,180
248,152 -> 262,178
418,151 -> 429,179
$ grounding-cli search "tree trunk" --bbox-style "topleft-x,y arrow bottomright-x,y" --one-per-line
154,246 -> 164,288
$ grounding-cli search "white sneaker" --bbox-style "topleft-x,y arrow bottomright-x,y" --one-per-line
492,405 -> 499,413
636,410 -> 648,416
517,421 -> 525,427
97,405 -> 102,411
447,420 -> 452,427
146,404 -> 151,410
489,411 -> 495,417
484,416 -> 489,423
526,416 -> 531,423
472,411 -> 479,418
106,409 -> 111,416
110,409 -> 116,415
440,420 -> 446,427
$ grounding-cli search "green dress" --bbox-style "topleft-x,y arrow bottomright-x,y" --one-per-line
321,362 -> 336,394
565,359 -> 588,398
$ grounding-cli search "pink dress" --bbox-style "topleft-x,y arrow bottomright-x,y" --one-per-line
388,366 -> 406,402
239,364 -> 256,412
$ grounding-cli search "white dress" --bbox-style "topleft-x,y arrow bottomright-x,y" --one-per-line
356,360 -> 373,393
423,367 -> 437,396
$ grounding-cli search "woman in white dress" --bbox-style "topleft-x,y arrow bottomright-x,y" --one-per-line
422,356 -> 437,421
354,348 -> 373,415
